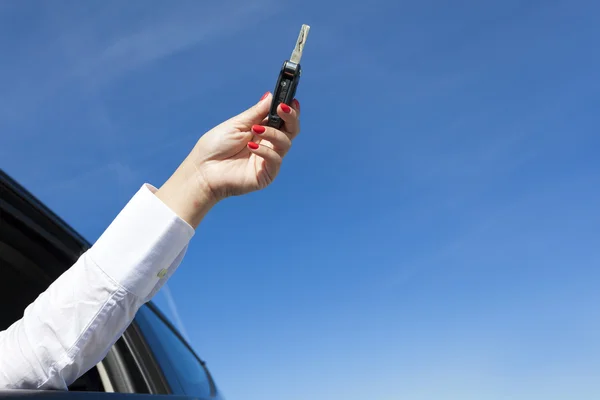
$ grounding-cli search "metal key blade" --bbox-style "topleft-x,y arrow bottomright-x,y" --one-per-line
290,24 -> 310,64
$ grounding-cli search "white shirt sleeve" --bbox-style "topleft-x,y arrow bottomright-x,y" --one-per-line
0,183 -> 195,390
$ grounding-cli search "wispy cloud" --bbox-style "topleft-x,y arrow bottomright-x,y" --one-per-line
0,1 -> 278,123
69,1 -> 279,89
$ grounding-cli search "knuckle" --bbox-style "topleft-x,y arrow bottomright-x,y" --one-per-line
268,129 -> 278,139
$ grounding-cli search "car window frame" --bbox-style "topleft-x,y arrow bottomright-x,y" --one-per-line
132,303 -> 217,398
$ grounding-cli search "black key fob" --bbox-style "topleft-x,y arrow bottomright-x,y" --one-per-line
267,61 -> 301,129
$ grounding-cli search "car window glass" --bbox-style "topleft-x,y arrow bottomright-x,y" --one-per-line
135,305 -> 212,399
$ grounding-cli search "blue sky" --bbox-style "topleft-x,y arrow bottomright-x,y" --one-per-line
1,0 -> 600,399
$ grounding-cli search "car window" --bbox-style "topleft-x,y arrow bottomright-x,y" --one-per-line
134,305 -> 212,399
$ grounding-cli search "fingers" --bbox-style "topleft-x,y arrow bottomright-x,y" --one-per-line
230,92 -> 272,127
251,124 -> 292,156
247,141 -> 282,181
291,98 -> 301,118
278,100 -> 301,139
237,94 -> 300,161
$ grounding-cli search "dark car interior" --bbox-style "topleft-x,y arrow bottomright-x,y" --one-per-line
0,170 -> 84,331
0,170 -> 105,392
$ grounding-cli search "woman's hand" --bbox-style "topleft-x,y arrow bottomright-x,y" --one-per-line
155,92 -> 301,228
192,92 -> 301,199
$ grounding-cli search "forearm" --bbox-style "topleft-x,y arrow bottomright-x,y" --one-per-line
155,158 -> 217,229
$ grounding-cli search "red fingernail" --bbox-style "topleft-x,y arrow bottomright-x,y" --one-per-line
260,92 -> 270,101
252,125 -> 266,134
280,103 -> 291,113
292,99 -> 300,110
248,142 -> 259,150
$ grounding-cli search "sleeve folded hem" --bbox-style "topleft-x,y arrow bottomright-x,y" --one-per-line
87,183 -> 195,299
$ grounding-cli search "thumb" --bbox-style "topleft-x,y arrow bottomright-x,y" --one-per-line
230,92 -> 272,127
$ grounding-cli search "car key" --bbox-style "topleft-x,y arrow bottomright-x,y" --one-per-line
267,24 -> 310,129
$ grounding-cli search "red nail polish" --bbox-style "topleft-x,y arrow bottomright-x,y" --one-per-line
252,125 -> 266,134
280,103 -> 291,113
292,99 -> 300,110
248,142 -> 259,150
260,92 -> 270,101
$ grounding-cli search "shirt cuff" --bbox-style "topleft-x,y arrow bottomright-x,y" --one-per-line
88,184 -> 195,299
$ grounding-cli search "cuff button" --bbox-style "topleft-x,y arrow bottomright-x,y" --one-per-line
156,268 -> 168,278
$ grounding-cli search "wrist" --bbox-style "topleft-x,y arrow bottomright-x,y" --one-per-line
154,159 -> 218,229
